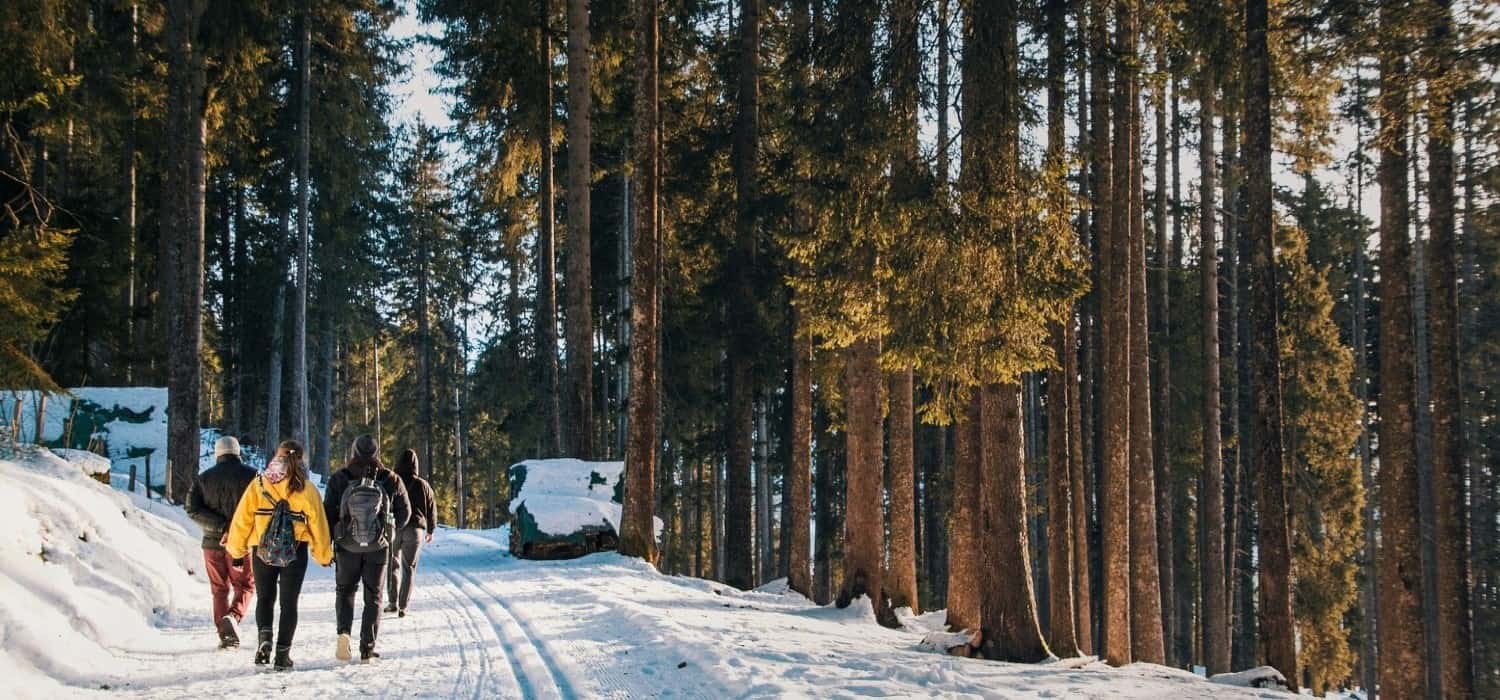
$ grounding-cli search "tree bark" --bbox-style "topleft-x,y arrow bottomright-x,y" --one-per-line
1425,2 -> 1475,696
947,394 -> 981,633
1044,0 -> 1076,656
163,0 -> 207,504
788,304 -> 812,597
291,0 -> 311,451
1098,0 -> 1131,666
1244,0 -> 1297,686
724,0 -> 760,592
418,210 -> 434,479
1198,77 -> 1230,676
979,384 -> 1051,661
619,0 -> 660,562
538,0 -> 562,457
565,0 -> 594,460
888,369 -> 918,613
838,337 -> 890,626
1151,56 -> 1175,666
1376,4 -> 1429,695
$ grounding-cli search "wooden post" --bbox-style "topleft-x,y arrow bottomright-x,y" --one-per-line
130,463 -> 137,492
33,394 -> 46,445
11,397 -> 23,446
145,454 -> 152,501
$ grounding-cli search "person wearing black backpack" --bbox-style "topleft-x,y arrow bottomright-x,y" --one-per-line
324,434 -> 410,663
186,436 -> 258,649
385,449 -> 436,617
225,440 -> 333,670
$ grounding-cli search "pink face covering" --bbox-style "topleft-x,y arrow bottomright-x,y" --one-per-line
264,456 -> 288,484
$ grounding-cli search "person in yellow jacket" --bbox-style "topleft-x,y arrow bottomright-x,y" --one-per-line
225,439 -> 332,670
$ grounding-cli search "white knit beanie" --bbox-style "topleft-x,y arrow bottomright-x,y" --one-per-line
214,435 -> 241,458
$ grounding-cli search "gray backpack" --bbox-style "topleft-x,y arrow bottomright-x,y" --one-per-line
338,476 -> 393,552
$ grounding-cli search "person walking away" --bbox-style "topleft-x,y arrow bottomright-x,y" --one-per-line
186,436 -> 258,648
225,440 -> 333,670
325,434 -> 410,662
386,449 -> 436,617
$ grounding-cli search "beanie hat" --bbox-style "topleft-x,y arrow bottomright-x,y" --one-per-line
214,436 -> 241,458
352,434 -> 379,459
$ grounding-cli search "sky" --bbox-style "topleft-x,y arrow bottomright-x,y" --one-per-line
389,4 -> 451,133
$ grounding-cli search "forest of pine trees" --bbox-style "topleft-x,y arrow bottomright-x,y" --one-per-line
3,0 -> 1499,695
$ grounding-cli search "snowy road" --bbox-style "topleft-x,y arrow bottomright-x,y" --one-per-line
86,529 -> 1289,699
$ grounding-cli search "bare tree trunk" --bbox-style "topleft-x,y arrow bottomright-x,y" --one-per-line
756,396 -> 772,584
290,0 -> 311,450
537,0 -> 562,457
838,337 -> 891,626
619,0 -> 659,562
163,0 -> 208,504
979,383 -> 1051,661
887,368 -> 918,612
1244,0 -> 1297,685
565,0 -> 594,460
1425,3 -> 1475,696
947,395 -> 980,633
1198,77 -> 1230,676
724,0 -> 761,592
1352,65 -> 1378,695
1044,0 -> 1076,656
1377,5 -> 1429,694
788,305 -> 812,597
1097,0 -> 1131,666
1151,55 -> 1175,666
316,310 -> 334,476
1126,16 -> 1164,660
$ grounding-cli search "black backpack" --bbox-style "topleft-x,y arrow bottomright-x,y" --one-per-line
256,477 -> 302,567
338,474 -> 393,552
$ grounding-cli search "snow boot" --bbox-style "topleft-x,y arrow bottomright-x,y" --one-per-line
398,609 -> 406,618
335,633 -> 353,661
360,648 -> 379,664
254,630 -> 272,665
273,646 -> 294,671
217,615 -> 239,649
384,603 -> 398,613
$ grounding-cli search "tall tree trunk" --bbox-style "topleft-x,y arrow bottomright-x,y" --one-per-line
724,0 -> 760,592
163,0 -> 207,504
947,395 -> 981,633
1425,2 -> 1474,696
1044,0 -> 1077,656
619,0 -> 660,562
1126,14 -> 1164,661
565,0 -> 594,460
316,310 -> 335,476
265,217 -> 289,450
1097,0 -> 1131,666
788,305 -> 812,597
291,0 -> 311,451
979,384 -> 1050,661
1074,2 -> 1095,655
756,397 -> 772,584
884,0 -> 920,616
1152,57 -> 1175,666
1353,68 -> 1378,694
418,225 -> 434,479
1243,0 -> 1297,685
1198,78 -> 1230,676
814,413 -> 836,605
838,336 -> 889,627
537,0 -> 562,457
1377,4 -> 1429,695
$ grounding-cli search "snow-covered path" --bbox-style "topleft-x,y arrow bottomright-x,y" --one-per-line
86,528 -> 1288,699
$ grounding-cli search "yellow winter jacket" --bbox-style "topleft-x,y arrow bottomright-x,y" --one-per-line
225,476 -> 333,566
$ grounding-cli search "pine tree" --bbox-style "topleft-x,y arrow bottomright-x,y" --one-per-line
564,0 -> 594,460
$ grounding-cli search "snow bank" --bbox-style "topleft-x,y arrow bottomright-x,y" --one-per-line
0,446 -> 204,694
508,459 -> 658,537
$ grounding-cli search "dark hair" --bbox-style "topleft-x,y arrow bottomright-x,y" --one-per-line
395,449 -> 419,478
275,439 -> 309,493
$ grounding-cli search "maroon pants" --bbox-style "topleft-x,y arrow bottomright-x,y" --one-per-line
204,548 -> 255,622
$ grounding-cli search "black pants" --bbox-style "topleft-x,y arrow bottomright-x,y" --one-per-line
252,543 -> 309,649
335,547 -> 388,651
387,527 -> 425,611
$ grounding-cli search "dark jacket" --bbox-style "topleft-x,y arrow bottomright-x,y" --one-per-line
398,472 -> 437,532
323,456 -> 411,548
185,454 -> 258,550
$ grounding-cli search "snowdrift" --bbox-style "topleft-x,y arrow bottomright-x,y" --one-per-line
0,446 -> 204,694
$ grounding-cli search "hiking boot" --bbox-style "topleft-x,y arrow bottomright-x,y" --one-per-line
216,615 -> 239,649
335,633 -> 353,661
360,649 -> 380,664
254,630 -> 272,665
384,603 -> 398,613
398,609 -> 406,618
273,646 -> 294,671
